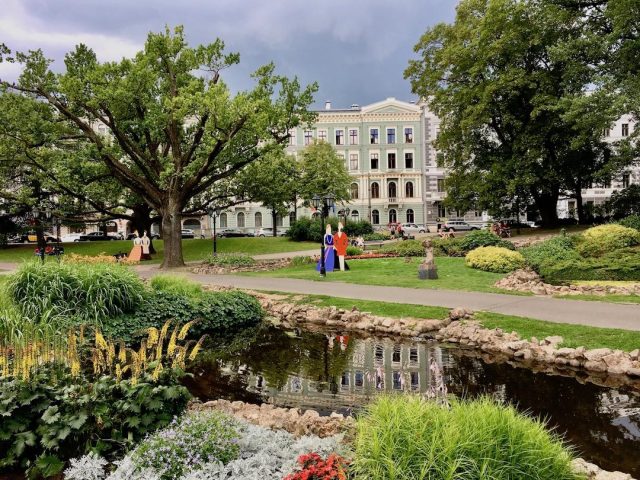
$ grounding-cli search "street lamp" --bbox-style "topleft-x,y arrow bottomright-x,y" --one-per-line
207,206 -> 221,256
312,193 -> 336,277
340,207 -> 351,224
32,206 -> 52,264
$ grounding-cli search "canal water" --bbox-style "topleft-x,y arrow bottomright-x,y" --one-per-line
185,324 -> 640,476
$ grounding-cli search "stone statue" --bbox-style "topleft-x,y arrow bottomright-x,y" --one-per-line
418,239 -> 438,279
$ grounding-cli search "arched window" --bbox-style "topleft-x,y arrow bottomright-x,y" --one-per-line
254,212 -> 262,228
351,210 -> 359,221
405,181 -> 414,198
289,212 -> 296,225
406,209 -> 415,223
350,183 -> 359,199
237,212 -> 245,228
389,209 -> 397,224
388,181 -> 397,199
372,209 -> 380,225
219,213 -> 228,228
371,182 -> 380,199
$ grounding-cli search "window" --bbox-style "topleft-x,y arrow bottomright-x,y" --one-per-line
335,129 -> 344,145
392,346 -> 401,363
355,371 -> 364,388
437,202 -> 446,218
254,212 -> 262,228
603,128 -> 611,137
349,129 -> 358,145
288,130 -> 296,146
372,209 -> 380,225
370,128 -> 379,144
341,372 -> 349,387
350,183 -> 359,199
405,152 -> 413,169
622,123 -> 629,137
289,212 -> 296,224
349,154 -> 359,171
410,371 -> 419,390
237,212 -> 245,228
388,182 -> 397,199
387,153 -> 396,169
351,210 -> 359,221
219,212 -> 228,228
371,182 -> 380,199
405,181 -> 414,198
623,173 -> 630,188
404,127 -> 413,143
276,215 -> 284,227
374,344 -> 384,364
437,178 -> 445,193
392,371 -> 402,390
304,130 -> 313,146
409,347 -> 418,363
406,208 -> 415,223
387,128 -> 396,144
370,153 -> 379,170
389,209 -> 397,223
317,129 -> 327,142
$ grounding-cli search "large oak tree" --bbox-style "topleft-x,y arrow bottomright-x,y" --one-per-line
0,27 -> 317,267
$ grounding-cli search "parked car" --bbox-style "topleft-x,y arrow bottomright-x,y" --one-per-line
27,231 -> 60,242
181,229 -> 195,239
126,232 -> 160,240
78,232 -> 116,241
442,220 -> 479,232
217,229 -> 251,238
61,233 -> 83,242
399,223 -> 426,235
255,228 -> 287,237
8,233 -> 29,243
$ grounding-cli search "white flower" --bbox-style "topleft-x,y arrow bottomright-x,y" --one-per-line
64,453 -> 108,480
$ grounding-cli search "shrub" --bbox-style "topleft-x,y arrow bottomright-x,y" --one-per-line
576,224 -> 640,257
458,229 -> 515,252
346,246 -> 363,256
541,248 -> 640,283
7,262 -> 144,324
290,256 -> 316,266
189,290 -> 263,339
521,236 -> 581,273
150,275 -> 203,299
205,253 -> 256,268
619,214 -> 640,231
363,232 -> 390,241
465,246 -> 526,273
431,237 -> 466,257
380,240 -> 424,257
351,396 -> 579,480
131,411 -> 241,480
287,217 -> 373,242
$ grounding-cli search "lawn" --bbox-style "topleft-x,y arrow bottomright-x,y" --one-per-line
247,257 -> 512,293
0,237 -> 317,265
269,291 -> 640,351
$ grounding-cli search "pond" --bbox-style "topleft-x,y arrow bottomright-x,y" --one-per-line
184,324 -> 640,477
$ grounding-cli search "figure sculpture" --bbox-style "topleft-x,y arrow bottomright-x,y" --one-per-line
316,224 -> 335,272
418,238 -> 438,279
334,222 -> 350,271
141,231 -> 152,260
128,231 -> 143,262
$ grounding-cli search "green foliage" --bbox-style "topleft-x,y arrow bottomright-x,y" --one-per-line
346,246 -> 363,256
521,236 -> 581,273
541,248 -> 640,283
363,232 -> 390,241
287,217 -> 373,242
380,240 -> 425,257
605,185 -> 640,218
204,253 -> 256,268
431,237 -> 466,257
0,366 -> 190,477
290,255 -> 315,266
297,141 -> 351,202
352,396 -> 579,480
190,290 -> 264,339
6,262 -> 144,324
132,411 -> 240,479
619,214 -> 640,231
465,246 -> 526,273
150,274 -> 204,299
458,230 -> 515,252
576,224 -> 640,257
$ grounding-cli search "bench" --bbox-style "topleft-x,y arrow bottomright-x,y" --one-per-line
363,241 -> 385,250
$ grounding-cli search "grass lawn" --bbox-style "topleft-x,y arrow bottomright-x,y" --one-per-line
554,293 -> 640,304
274,292 -> 640,352
246,257 -> 514,294
0,237 -> 317,265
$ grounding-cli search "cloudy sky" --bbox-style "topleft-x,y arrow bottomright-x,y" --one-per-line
0,0 -> 458,108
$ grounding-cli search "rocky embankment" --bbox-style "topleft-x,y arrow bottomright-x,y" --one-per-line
495,269 -> 640,296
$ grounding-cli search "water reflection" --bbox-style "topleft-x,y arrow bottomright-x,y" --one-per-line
185,325 -> 640,476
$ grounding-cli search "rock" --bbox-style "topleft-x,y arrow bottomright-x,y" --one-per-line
629,349 -> 640,360
584,348 -> 613,362
626,367 -> 640,378
556,347 -> 575,358
543,335 -> 564,346
449,307 -> 467,321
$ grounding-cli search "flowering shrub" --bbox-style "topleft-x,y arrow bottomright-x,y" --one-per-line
131,411 -> 241,480
465,246 -> 526,273
284,452 -> 349,480
576,224 -> 640,257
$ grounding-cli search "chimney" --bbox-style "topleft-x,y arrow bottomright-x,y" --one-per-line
350,104 -> 360,110
325,100 -> 332,110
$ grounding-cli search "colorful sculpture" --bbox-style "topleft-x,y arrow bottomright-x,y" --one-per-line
128,231 -> 143,261
334,222 -> 349,271
316,224 -> 335,272
141,231 -> 152,260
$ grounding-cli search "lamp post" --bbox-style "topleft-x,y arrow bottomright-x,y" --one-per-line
32,206 -> 52,264
312,193 -> 335,277
207,206 -> 221,256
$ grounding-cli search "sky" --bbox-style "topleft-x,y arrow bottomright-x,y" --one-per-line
0,0 -> 458,109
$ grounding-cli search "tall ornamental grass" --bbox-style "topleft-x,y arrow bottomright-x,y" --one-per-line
7,261 -> 145,324
351,396 -> 580,480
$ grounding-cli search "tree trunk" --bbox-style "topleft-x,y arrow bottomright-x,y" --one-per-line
533,191 -> 559,227
272,208 -> 278,237
575,189 -> 585,225
131,203 -> 156,254
160,198 -> 184,268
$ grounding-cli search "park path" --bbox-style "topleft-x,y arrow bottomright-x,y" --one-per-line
134,267 -> 640,332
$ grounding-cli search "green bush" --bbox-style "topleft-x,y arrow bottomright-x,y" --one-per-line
346,246 -> 363,256
0,366 -> 190,478
465,246 -> 526,273
7,262 -> 144,324
576,224 -> 640,257
432,237 -> 466,257
190,290 -> 263,338
521,236 -> 581,273
619,214 -> 640,231
205,253 -> 256,267
541,248 -> 640,282
287,217 -> 373,242
458,229 -> 515,252
150,274 -> 203,299
351,396 -> 579,480
363,232 -> 390,241
380,240 -> 424,257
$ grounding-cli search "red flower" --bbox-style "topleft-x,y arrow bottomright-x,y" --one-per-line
283,452 -> 349,480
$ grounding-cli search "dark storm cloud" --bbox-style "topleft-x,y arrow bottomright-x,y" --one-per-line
0,0 -> 457,108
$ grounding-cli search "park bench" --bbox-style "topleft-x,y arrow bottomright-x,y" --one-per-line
363,240 -> 385,250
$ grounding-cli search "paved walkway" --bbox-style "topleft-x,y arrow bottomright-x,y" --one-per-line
135,269 -> 640,332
